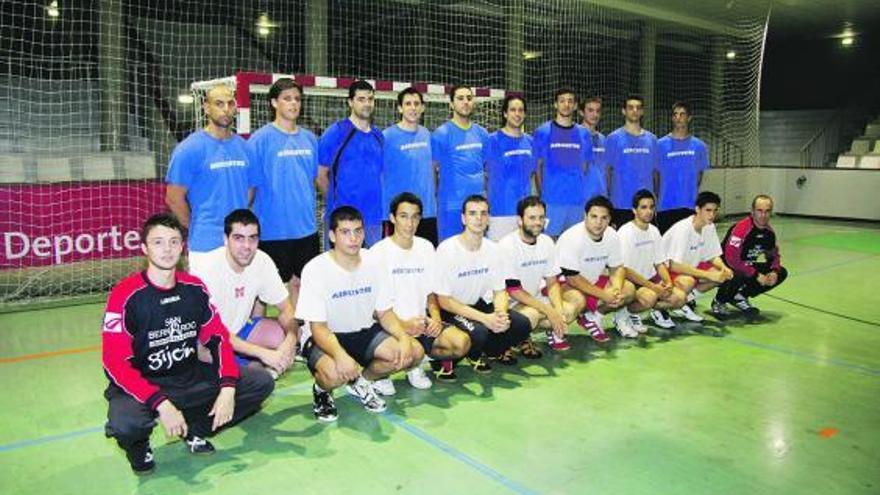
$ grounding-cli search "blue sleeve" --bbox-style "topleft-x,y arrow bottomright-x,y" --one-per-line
246,132 -> 265,187
525,134 -> 537,175
318,123 -> 340,166
532,126 -> 546,162
431,126 -> 445,164
165,136 -> 199,187
698,140 -> 710,170
604,133 -> 617,169
307,131 -> 320,179
579,127 -> 594,166
654,138 -> 666,172
651,135 -> 660,171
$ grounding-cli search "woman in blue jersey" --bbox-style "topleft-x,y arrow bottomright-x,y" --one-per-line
485,95 -> 536,241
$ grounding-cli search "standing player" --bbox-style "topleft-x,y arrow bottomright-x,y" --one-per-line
189,209 -> 298,378
655,102 -> 711,233
533,89 -> 595,237
500,196 -> 582,353
605,94 -> 659,228
165,85 -> 253,269
432,85 -> 490,241
296,206 -> 421,422
617,190 -> 687,330
248,78 -> 320,308
662,191 -> 734,321
318,80 -> 384,247
371,193 -> 472,391
580,95 -> 609,203
556,196 -> 638,341
103,213 -> 273,475
485,95 -> 536,241
435,195 -> 531,373
382,87 -> 438,245
714,194 -> 788,316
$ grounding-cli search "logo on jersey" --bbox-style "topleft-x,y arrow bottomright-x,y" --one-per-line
235,286 -> 245,298
729,235 -> 742,248
102,312 -> 123,333
159,295 -> 180,305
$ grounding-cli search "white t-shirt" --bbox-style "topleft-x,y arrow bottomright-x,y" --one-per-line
371,236 -> 436,320
663,215 -> 722,267
617,221 -> 667,279
556,223 -> 623,283
498,231 -> 560,298
295,250 -> 392,334
435,236 -> 505,305
190,246 -> 288,334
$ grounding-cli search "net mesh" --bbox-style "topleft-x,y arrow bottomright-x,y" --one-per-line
0,0 -> 769,308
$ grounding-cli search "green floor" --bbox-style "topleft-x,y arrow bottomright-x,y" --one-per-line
1,217 -> 878,495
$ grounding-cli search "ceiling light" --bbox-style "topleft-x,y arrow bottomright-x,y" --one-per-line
841,37 -> 854,46
46,1 -> 60,18
523,50 -> 542,60
177,94 -> 194,105
726,50 -> 736,60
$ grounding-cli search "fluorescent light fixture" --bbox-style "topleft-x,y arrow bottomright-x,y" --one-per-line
46,1 -> 60,18
256,13 -> 276,37
841,37 -> 854,46
523,50 -> 542,60
177,94 -> 195,105
726,50 -> 736,60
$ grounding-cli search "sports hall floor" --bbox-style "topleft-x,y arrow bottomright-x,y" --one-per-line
0,216 -> 877,495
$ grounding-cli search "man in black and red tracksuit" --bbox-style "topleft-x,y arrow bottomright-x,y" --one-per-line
102,213 -> 273,475
713,194 -> 788,315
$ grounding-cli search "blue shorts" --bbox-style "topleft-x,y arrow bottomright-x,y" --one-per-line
545,203 -> 583,237
234,317 -> 262,367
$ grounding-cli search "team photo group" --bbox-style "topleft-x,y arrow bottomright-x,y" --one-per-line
102,78 -> 788,475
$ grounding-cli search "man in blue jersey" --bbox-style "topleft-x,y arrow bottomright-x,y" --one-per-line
432,85 -> 490,241
248,78 -> 320,305
580,95 -> 609,202
165,85 -> 253,271
486,95 -> 536,241
317,80 -> 384,247
655,102 -> 711,233
605,93 -> 659,228
382,87 -> 438,245
533,88 -> 594,237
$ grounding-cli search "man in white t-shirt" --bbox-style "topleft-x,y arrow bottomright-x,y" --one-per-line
556,196 -> 637,342
296,206 -> 421,422
371,193 -> 471,391
189,209 -> 297,378
617,190 -> 687,331
435,194 -> 531,374
500,196 -> 582,353
662,190 -> 734,321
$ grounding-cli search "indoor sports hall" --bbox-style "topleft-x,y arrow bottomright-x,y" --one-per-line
1,1 -> 877,494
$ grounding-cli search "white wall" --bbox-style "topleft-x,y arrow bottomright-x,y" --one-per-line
703,167 -> 880,221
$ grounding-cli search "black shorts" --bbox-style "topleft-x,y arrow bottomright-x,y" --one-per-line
259,232 -> 320,282
656,208 -> 693,234
303,323 -> 391,372
382,217 -> 438,247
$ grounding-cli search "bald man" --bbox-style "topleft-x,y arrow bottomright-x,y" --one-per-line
166,85 -> 255,271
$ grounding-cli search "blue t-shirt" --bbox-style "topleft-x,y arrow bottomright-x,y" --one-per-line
165,130 -> 252,252
584,130 -> 608,203
248,124 -> 320,240
431,121 -> 489,212
532,121 -> 593,206
382,124 -> 436,218
656,135 -> 710,210
318,119 -> 384,225
485,130 -> 536,216
605,127 -> 659,209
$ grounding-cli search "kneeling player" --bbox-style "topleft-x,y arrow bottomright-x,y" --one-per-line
296,206 -> 421,422
500,196 -> 582,352
371,193 -> 471,391
617,190 -> 687,330
103,213 -> 273,475
435,195 -> 531,373
662,191 -> 734,321
556,196 -> 638,341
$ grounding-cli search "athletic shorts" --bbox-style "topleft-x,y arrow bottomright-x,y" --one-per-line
260,232 -> 320,282
234,317 -> 263,367
545,203 -> 583,237
562,274 -> 609,312
303,323 -> 391,372
669,261 -> 714,282
382,217 -> 439,247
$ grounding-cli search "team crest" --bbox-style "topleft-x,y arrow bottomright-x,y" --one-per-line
102,312 -> 123,333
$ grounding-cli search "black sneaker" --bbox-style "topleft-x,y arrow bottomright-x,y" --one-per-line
733,294 -> 760,315
184,435 -> 215,455
710,299 -> 732,320
312,383 -> 338,422
468,356 -> 493,374
430,359 -> 458,382
125,440 -> 155,475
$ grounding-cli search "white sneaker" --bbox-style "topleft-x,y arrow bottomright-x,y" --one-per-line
677,304 -> 705,322
406,366 -> 433,389
614,310 -> 639,338
372,377 -> 396,396
628,312 -> 648,334
346,376 -> 387,413
650,309 -> 676,329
